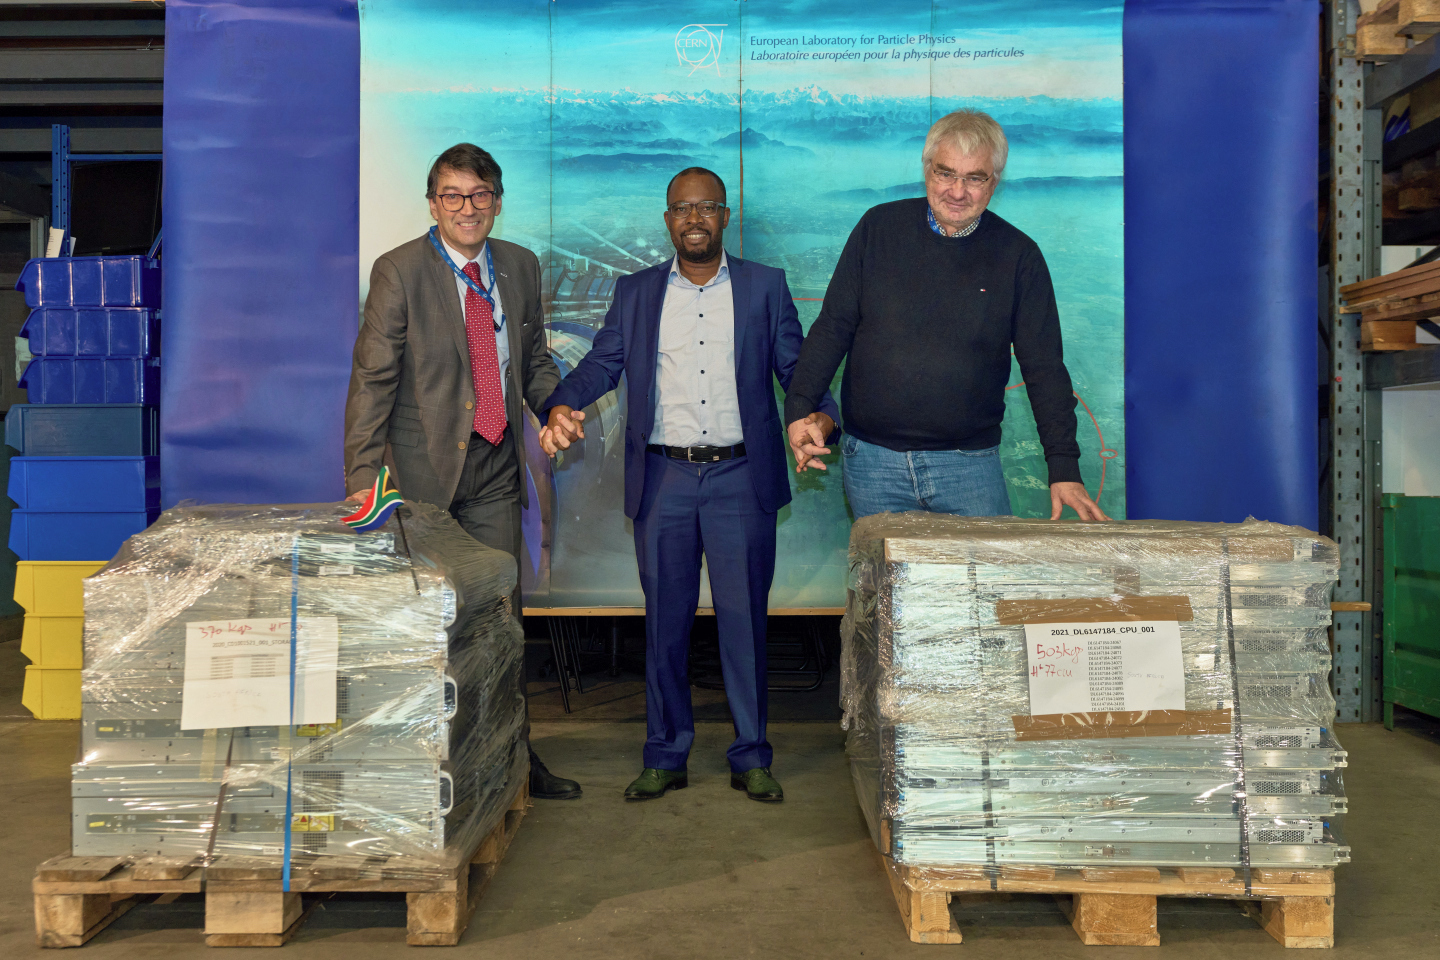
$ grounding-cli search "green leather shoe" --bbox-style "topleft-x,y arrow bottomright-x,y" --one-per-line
624,767 -> 688,801
731,766 -> 784,802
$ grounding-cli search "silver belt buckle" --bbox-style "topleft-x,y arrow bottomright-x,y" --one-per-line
685,447 -> 696,463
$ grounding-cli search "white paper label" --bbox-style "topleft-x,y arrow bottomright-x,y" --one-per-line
318,542 -> 357,554
317,564 -> 354,576
181,617 -> 340,730
1194,653 -> 1216,671
1023,620 -> 1186,715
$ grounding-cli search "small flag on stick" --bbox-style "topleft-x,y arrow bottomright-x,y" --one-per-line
342,466 -> 403,532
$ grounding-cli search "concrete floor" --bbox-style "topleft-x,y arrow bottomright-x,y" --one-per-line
1,650 -> 1438,956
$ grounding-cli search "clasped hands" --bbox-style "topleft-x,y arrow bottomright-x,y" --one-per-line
539,406 -> 835,470
786,412 -> 835,473
539,405 -> 587,455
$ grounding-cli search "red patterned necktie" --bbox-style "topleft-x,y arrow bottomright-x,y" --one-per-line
462,261 -> 506,444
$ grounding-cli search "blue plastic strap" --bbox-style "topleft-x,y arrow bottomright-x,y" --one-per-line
146,228 -> 163,262
426,227 -> 503,331
281,536 -> 299,892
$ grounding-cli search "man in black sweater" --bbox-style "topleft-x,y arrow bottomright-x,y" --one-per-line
784,109 -> 1107,522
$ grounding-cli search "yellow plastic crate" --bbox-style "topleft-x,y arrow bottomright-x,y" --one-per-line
22,666 -> 81,719
14,561 -> 106,617
20,616 -> 84,669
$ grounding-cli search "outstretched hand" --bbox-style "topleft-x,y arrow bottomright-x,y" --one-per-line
539,405 -> 586,456
786,412 -> 835,473
1049,481 -> 1110,521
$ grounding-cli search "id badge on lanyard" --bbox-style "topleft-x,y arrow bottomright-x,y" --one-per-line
428,227 -> 504,332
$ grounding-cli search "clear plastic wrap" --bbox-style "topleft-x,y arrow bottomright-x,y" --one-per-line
841,514 -> 1348,875
72,501 -> 526,880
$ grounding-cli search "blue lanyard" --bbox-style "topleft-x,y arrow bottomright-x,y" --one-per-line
428,227 -> 503,332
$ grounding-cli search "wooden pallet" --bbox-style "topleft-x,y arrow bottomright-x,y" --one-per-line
1359,0 -> 1409,60
880,853 -> 1336,948
33,781 -> 529,948
1398,0 -> 1440,37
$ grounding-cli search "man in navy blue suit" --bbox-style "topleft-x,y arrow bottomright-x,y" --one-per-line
538,167 -> 838,803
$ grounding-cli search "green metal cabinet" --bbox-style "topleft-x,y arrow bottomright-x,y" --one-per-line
1382,494 -> 1440,727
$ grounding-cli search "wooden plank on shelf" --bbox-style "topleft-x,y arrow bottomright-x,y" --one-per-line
1339,260 -> 1440,303
1398,0 -> 1440,36
1360,0 -> 1409,58
1343,282 -> 1440,313
1364,319 -> 1423,350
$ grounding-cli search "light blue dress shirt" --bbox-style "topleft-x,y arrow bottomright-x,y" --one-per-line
440,237 -> 510,396
651,251 -> 743,447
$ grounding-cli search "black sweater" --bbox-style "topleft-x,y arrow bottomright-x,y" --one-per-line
784,198 -> 1082,486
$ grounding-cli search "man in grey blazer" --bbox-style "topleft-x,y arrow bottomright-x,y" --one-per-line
344,143 -> 580,800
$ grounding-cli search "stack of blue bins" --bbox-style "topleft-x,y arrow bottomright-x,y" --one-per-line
9,255 -> 161,561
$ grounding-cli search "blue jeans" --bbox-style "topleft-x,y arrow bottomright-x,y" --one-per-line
841,434 -> 1011,519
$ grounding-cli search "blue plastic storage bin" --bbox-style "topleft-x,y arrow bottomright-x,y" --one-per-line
4,405 -> 159,456
19,358 -> 160,405
8,509 -> 157,561
15,256 -> 161,308
21,307 -> 159,357
8,456 -> 159,512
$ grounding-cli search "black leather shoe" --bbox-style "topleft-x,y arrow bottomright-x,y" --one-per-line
529,752 -> 582,800
624,767 -> 688,800
731,766 -> 784,802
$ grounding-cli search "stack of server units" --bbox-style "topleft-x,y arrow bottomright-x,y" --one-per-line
10,254 -> 162,718
71,502 -> 526,878
842,515 -> 1350,874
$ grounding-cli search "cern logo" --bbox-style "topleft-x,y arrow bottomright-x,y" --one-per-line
675,23 -> 725,76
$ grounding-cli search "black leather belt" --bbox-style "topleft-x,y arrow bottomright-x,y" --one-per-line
647,442 -> 746,463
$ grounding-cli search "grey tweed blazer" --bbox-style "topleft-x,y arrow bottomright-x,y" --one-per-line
344,233 -> 560,509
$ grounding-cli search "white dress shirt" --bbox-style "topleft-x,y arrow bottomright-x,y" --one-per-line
440,237 -> 510,395
651,251 -> 743,447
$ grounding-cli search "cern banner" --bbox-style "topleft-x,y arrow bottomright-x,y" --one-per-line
358,0 -> 1124,608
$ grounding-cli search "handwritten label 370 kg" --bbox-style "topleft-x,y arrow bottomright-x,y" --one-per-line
1022,620 -> 1186,715
180,617 -> 340,730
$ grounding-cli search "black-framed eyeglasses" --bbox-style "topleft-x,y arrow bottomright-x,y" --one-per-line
667,201 -> 725,218
437,190 -> 496,212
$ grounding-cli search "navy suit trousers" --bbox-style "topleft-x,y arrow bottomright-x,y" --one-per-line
634,450 -> 775,773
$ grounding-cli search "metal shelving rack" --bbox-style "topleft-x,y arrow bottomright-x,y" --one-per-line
1328,2 -> 1382,724
1327,3 -> 1440,724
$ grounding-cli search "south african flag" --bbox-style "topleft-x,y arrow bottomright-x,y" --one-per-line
342,466 -> 403,532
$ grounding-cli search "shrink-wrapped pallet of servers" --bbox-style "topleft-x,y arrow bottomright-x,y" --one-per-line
842,513 -> 1349,878
71,501 -> 526,880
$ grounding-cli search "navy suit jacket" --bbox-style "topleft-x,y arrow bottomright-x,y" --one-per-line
541,254 -> 839,520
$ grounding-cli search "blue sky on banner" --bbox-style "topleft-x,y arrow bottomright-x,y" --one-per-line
363,1 -> 1122,101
